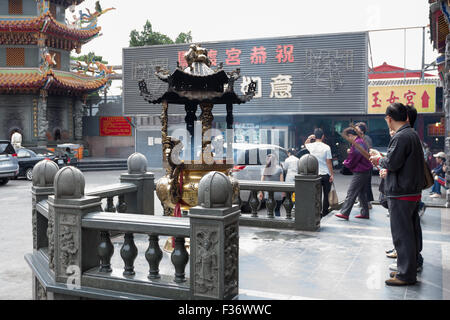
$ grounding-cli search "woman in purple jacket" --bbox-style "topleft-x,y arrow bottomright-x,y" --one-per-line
335,128 -> 373,220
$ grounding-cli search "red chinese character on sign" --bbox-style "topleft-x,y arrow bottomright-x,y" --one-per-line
208,49 -> 218,66
250,46 -> 267,64
177,51 -> 188,68
275,45 -> 294,63
404,90 -> 416,106
372,91 -> 381,108
386,91 -> 399,104
225,48 -> 241,65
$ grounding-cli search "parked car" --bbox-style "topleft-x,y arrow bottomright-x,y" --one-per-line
229,143 -> 288,213
0,140 -> 19,186
16,148 -> 56,181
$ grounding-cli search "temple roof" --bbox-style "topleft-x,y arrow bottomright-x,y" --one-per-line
0,12 -> 101,43
0,68 -> 108,95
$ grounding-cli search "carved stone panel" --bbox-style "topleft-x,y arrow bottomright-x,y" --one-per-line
193,225 -> 219,298
54,212 -> 80,280
224,222 -> 239,298
47,208 -> 55,271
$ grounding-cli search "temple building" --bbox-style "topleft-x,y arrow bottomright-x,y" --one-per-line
0,0 -> 112,147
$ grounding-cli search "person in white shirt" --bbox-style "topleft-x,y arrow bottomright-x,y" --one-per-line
11,129 -> 22,151
305,128 -> 334,217
284,148 -> 299,183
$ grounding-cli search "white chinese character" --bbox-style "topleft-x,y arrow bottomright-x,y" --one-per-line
240,76 -> 262,98
270,75 -> 292,98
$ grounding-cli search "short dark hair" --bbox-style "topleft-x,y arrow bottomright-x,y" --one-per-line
355,122 -> 367,134
288,148 -> 296,155
386,103 -> 408,122
314,128 -> 324,139
406,105 -> 418,127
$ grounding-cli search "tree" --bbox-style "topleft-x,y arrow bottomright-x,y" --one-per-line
71,52 -> 108,64
129,20 -> 192,47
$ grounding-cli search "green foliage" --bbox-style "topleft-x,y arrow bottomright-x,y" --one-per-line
71,52 -> 108,64
129,20 -> 192,47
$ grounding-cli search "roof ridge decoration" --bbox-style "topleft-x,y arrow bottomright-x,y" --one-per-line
39,47 -> 57,73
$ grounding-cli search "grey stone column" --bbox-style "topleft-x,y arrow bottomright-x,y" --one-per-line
120,152 -> 154,215
48,166 -> 102,284
445,34 -> 450,207
73,99 -> 84,143
294,154 -> 321,231
31,160 -> 59,252
189,172 -> 240,300
37,89 -> 49,147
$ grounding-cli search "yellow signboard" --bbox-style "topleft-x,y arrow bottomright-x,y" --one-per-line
368,84 -> 436,114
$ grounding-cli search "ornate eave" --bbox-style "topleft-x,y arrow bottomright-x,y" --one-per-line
50,0 -> 84,8
139,62 -> 256,105
429,0 -> 450,53
0,68 -> 108,96
0,12 -> 101,45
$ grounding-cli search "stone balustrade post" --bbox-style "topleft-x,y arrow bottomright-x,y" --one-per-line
120,152 -> 154,215
31,160 -> 59,252
294,154 -> 322,231
189,171 -> 240,300
47,166 -> 102,286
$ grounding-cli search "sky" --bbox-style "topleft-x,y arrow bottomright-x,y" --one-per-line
75,0 -> 438,94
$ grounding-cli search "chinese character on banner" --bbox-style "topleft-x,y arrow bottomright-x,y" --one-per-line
275,45 -> 294,63
404,90 -> 416,106
226,48 -> 242,65
371,91 -> 381,108
386,91 -> 399,104
177,51 -> 188,68
270,74 -> 293,98
250,46 -> 267,64
208,49 -> 218,66
241,76 -> 262,98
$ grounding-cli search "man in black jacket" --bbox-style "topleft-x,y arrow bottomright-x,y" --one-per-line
370,103 -> 425,286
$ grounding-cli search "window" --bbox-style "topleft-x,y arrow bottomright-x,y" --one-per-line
17,150 -> 31,158
8,0 -> 23,15
6,48 -> 25,67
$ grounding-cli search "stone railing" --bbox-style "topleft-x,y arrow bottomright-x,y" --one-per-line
25,155 -> 240,300
237,154 -> 323,231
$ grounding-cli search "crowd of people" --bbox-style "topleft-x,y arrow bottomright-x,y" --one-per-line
259,102 -> 445,287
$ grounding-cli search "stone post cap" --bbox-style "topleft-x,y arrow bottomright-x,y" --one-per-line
298,154 -> 319,175
127,152 -> 148,174
54,166 -> 85,199
198,171 -> 233,208
32,159 -> 60,187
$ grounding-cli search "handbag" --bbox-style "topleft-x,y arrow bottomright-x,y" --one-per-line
328,182 -> 339,209
423,161 -> 434,190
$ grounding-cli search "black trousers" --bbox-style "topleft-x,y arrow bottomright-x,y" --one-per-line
358,172 -> 374,203
388,198 -> 422,283
320,174 -> 331,216
340,170 -> 371,217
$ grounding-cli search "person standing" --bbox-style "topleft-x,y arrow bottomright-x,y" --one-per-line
305,128 -> 334,217
355,122 -> 374,209
259,153 -> 284,217
284,148 -> 299,183
11,129 -> 22,151
370,102 -> 424,286
335,127 -> 373,220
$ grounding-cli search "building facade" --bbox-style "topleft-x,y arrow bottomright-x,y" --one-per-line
0,0 -> 110,147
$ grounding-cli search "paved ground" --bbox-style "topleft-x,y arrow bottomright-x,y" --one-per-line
1,170 -> 449,300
